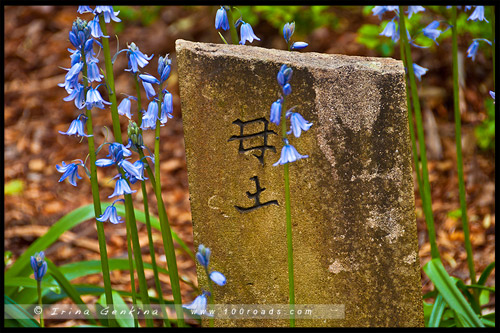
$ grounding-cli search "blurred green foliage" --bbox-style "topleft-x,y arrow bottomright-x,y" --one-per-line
235,6 -> 339,35
113,6 -> 163,33
357,6 -> 494,57
114,6 -> 339,37
475,98 -> 495,151
4,179 -> 24,196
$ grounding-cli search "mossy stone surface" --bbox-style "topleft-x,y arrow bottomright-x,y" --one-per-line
176,40 -> 424,327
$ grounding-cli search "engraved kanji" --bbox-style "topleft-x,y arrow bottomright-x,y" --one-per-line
235,176 -> 279,213
228,118 -> 277,165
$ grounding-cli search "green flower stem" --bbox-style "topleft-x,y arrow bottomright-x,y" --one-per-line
280,96 -> 295,328
81,48 -> 116,327
451,6 -> 477,287
150,85 -> 186,326
123,189 -> 154,327
137,148 -> 185,327
98,17 -> 153,327
399,6 -> 440,260
134,75 -> 171,328
204,267 -> 215,327
227,7 -> 240,45
99,18 -> 122,143
37,280 -> 43,327
124,213 -> 139,328
399,39 -> 423,192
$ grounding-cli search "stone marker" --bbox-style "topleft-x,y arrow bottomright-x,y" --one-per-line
176,39 -> 424,327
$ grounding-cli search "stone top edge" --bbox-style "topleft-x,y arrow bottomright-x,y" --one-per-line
175,39 -> 404,74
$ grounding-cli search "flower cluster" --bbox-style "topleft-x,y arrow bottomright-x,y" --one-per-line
270,65 -> 312,166
372,6 -> 430,80
283,22 -> 308,50
183,245 -> 227,316
464,6 -> 492,62
214,6 -> 260,45
57,7 -> 119,185
461,6 -> 494,100
30,251 -> 48,281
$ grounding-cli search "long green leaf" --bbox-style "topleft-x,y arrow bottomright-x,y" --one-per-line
4,277 -> 60,294
43,285 -> 161,305
58,258 -> 197,290
4,295 -> 40,327
428,294 -> 446,327
6,203 -> 193,282
455,278 -> 482,314
114,203 -> 194,260
5,205 -> 96,280
42,285 -> 198,327
477,261 -> 495,286
46,259 -> 98,325
98,291 -> 136,328
423,259 -> 484,327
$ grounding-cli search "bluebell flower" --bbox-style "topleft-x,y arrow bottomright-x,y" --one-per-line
77,6 -> 93,14
380,19 -> 399,42
490,91 -> 495,102
158,54 -> 172,83
215,6 -> 229,31
209,271 -> 227,286
126,42 -> 153,73
291,42 -> 308,50
118,159 -> 144,182
88,15 -> 109,39
160,91 -> 174,124
109,177 -> 136,198
283,83 -> 292,96
288,112 -> 313,138
94,6 -> 121,23
270,99 -> 282,126
467,40 -> 479,61
118,96 -> 136,119
69,18 -> 91,49
97,142 -> 132,167
467,39 -> 492,61
182,292 -> 212,317
56,160 -> 84,186
273,139 -> 308,166
372,6 -> 398,20
97,199 -> 124,224
239,22 -> 260,45
139,73 -> 160,85
139,76 -> 157,100
30,252 -> 48,281
59,114 -> 92,137
63,83 -> 86,109
283,22 -> 295,44
83,38 -> 102,61
196,244 -> 211,269
277,64 -> 293,87
422,21 -> 443,45
86,59 -> 104,82
468,6 -> 488,22
141,101 -> 159,130
68,49 -> 82,67
127,160 -> 147,184
59,61 -> 83,93
406,6 -> 425,19
413,63 -> 428,81
86,85 -> 111,110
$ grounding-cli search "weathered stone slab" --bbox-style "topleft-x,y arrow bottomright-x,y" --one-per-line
176,39 -> 423,327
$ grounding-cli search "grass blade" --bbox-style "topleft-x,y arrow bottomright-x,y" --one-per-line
423,259 -> 484,327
